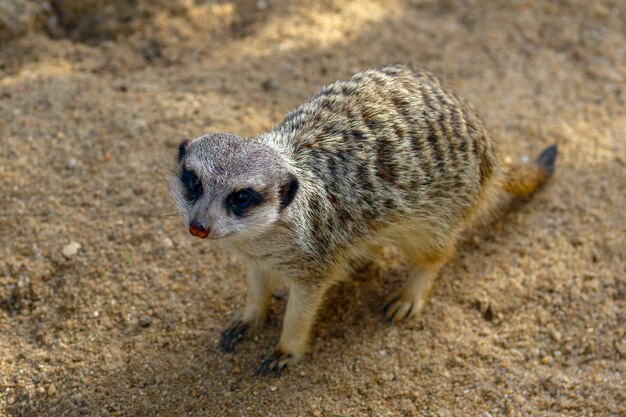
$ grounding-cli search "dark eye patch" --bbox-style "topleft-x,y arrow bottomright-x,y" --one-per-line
226,188 -> 262,217
181,168 -> 203,201
178,139 -> 190,162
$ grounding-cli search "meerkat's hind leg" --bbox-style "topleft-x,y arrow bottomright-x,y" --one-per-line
383,242 -> 455,323
221,264 -> 272,352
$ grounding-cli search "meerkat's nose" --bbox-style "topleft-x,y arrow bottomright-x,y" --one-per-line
189,221 -> 210,239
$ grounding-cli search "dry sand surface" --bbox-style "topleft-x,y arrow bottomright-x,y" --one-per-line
1,0 -> 625,416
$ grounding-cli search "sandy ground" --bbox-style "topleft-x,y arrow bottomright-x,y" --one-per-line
1,0 -> 625,416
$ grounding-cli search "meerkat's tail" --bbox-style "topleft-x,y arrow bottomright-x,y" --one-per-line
501,145 -> 558,198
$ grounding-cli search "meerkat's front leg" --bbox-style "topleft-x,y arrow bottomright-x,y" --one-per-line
221,263 -> 272,352
257,280 -> 328,375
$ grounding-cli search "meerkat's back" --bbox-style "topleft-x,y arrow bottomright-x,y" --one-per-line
260,65 -> 499,264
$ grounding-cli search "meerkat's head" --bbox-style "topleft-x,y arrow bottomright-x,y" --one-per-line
170,133 -> 299,241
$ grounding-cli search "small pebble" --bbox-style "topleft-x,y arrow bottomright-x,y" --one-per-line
73,393 -> 84,403
62,242 -> 81,258
313,411 -> 322,417
162,237 -> 174,248
47,383 -> 57,397
138,316 -> 152,328
269,386 -> 277,392
130,118 -> 148,131
261,79 -> 278,91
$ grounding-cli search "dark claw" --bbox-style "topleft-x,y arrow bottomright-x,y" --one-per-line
385,304 -> 401,323
404,302 -> 414,320
256,359 -> 269,375
382,296 -> 400,314
255,350 -> 292,376
220,320 -> 249,353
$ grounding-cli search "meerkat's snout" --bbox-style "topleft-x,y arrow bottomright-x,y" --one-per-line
189,220 -> 210,239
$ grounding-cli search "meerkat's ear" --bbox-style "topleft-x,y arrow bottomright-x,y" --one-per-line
178,139 -> 190,162
279,172 -> 299,210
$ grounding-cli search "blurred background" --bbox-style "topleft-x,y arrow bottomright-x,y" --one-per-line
1,1 -> 624,416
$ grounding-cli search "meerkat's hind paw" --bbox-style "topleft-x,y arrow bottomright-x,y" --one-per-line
255,349 -> 295,376
220,319 -> 250,353
383,294 -> 424,323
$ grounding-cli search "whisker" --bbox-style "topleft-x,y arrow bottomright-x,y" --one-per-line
155,212 -> 179,220
151,208 -> 180,218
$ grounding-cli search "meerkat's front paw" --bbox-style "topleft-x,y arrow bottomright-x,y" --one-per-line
383,294 -> 425,323
220,319 -> 251,352
255,348 -> 297,376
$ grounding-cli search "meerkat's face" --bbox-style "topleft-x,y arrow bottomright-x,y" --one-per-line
170,133 -> 299,241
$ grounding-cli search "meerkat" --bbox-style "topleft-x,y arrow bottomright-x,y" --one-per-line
170,64 -> 557,375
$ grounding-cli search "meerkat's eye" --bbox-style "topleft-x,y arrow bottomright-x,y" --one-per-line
181,169 -> 203,201
227,188 -> 261,216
